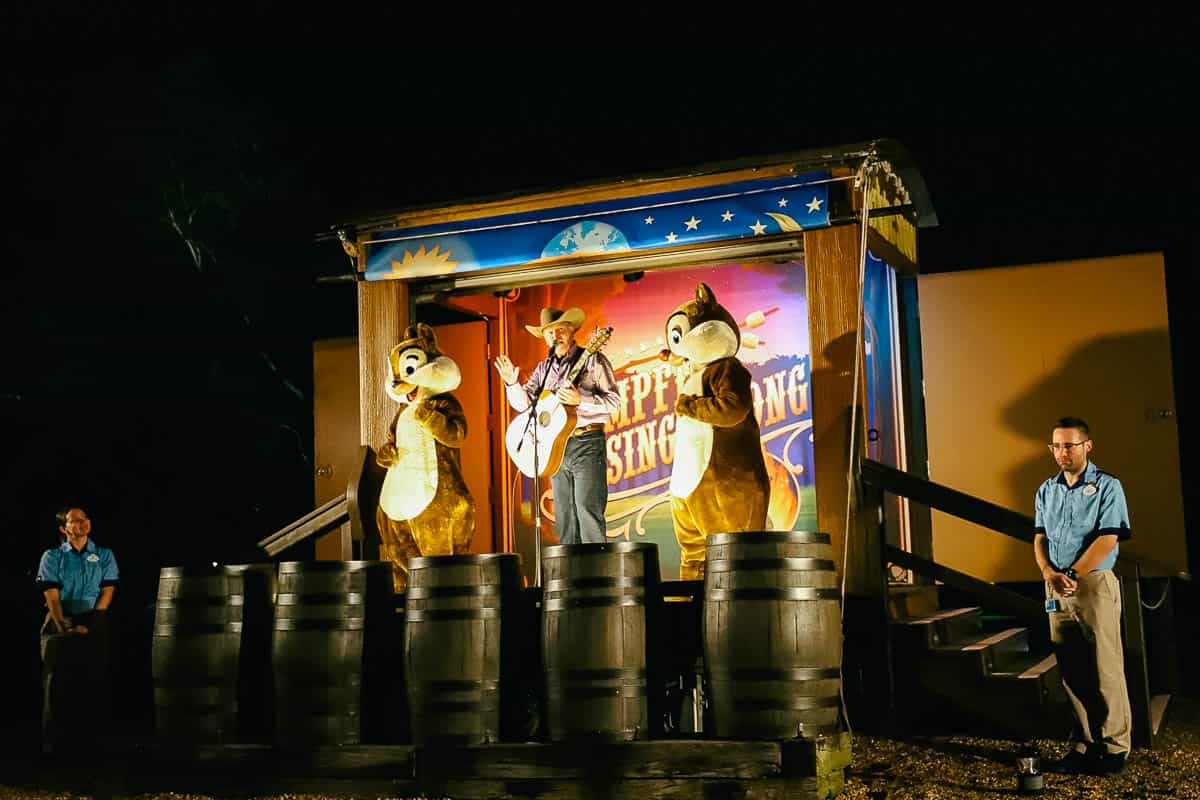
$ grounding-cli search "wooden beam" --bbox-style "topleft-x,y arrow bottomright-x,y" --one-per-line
865,227 -> 919,276
257,498 -> 350,557
416,741 -> 782,780
358,280 -> 409,447
803,223 -> 877,597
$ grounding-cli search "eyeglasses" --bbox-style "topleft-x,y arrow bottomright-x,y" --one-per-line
1047,441 -> 1089,453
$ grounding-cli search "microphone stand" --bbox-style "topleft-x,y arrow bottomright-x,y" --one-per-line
515,349 -> 556,587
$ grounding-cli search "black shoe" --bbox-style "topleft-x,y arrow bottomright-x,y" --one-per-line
1096,753 -> 1127,775
1053,748 -> 1095,775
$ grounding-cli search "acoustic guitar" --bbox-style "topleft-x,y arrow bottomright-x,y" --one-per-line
504,326 -> 614,478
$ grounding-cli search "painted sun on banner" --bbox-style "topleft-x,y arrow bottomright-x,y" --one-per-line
513,259 -> 816,580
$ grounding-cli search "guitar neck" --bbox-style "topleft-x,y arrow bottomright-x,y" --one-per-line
554,328 -> 611,391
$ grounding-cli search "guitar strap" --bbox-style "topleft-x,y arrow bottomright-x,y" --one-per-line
550,346 -> 587,390
564,345 -> 587,376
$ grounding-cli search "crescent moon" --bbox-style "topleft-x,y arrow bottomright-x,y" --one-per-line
766,212 -> 803,232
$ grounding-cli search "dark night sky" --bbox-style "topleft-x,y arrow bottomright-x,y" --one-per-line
1,20 -> 1197,680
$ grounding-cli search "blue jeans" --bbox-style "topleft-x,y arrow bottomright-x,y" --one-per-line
551,430 -> 608,544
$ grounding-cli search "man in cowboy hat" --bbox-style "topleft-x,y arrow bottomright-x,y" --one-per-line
494,306 -> 619,544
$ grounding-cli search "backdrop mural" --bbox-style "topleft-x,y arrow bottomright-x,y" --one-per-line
502,259 -> 816,580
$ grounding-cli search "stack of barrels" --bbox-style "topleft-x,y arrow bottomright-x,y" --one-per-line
152,531 -> 841,749
152,560 -> 400,748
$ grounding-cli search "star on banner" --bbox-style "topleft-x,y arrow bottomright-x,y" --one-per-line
644,215 -> 655,224
684,216 -> 700,231
806,196 -> 824,213
749,220 -> 767,236
721,210 -> 734,222
778,197 -> 789,208
665,232 -> 678,243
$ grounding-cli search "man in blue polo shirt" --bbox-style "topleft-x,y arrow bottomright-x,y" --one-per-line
36,506 -> 119,755
1034,417 -> 1131,776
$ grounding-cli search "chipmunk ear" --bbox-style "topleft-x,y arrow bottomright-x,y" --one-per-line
417,323 -> 441,355
695,282 -> 716,307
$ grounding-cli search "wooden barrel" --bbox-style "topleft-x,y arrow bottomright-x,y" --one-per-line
703,531 -> 842,739
152,566 -> 243,745
223,563 -> 276,742
272,561 -> 395,746
542,542 -> 660,742
405,553 -> 523,745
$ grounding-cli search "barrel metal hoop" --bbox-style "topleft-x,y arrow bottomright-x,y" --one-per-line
406,585 -> 501,599
706,531 -> 831,546
273,618 -> 366,631
549,668 -> 647,680
405,608 -> 501,621
413,679 -> 501,692
544,576 -> 645,591
729,695 -> 842,711
157,595 -> 245,606
275,592 -> 365,605
544,595 -> 645,610
705,587 -> 841,601
154,623 -> 243,635
706,557 -> 836,572
421,701 -> 497,712
546,684 -> 647,698
707,667 -> 841,681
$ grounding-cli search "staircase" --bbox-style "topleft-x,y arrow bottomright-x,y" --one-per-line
887,584 -> 1070,740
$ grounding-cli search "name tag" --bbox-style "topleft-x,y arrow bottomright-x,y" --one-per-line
1082,484 -> 1098,496
87,554 -> 100,563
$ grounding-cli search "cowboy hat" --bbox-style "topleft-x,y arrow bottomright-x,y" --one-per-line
525,306 -> 585,337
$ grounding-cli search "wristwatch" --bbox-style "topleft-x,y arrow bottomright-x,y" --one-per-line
1062,567 -> 1078,580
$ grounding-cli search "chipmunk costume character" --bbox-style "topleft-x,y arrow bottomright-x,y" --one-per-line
376,323 -> 475,591
666,283 -> 770,580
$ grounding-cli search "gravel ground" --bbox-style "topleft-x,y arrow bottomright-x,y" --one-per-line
3,700 -> 1198,799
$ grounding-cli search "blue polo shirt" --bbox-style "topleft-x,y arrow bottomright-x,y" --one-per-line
1034,461 -> 1131,573
36,539 -> 119,616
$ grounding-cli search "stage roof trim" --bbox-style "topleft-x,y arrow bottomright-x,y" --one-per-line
362,171 -> 832,282
328,140 -> 936,283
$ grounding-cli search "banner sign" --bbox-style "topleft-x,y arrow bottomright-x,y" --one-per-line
364,173 -> 831,280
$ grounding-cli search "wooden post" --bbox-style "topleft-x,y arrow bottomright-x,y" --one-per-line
803,222 -> 878,595
804,221 -> 891,732
357,280 -> 410,448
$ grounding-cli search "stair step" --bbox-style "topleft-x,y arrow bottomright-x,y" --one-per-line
927,626 -> 1030,674
985,652 -> 1065,706
886,584 -> 940,619
891,606 -> 983,648
988,652 -> 1057,681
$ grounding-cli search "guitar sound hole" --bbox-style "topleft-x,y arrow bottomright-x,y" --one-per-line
538,411 -> 551,426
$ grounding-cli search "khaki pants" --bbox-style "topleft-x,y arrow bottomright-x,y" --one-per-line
41,610 -> 111,754
1046,569 -> 1131,755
